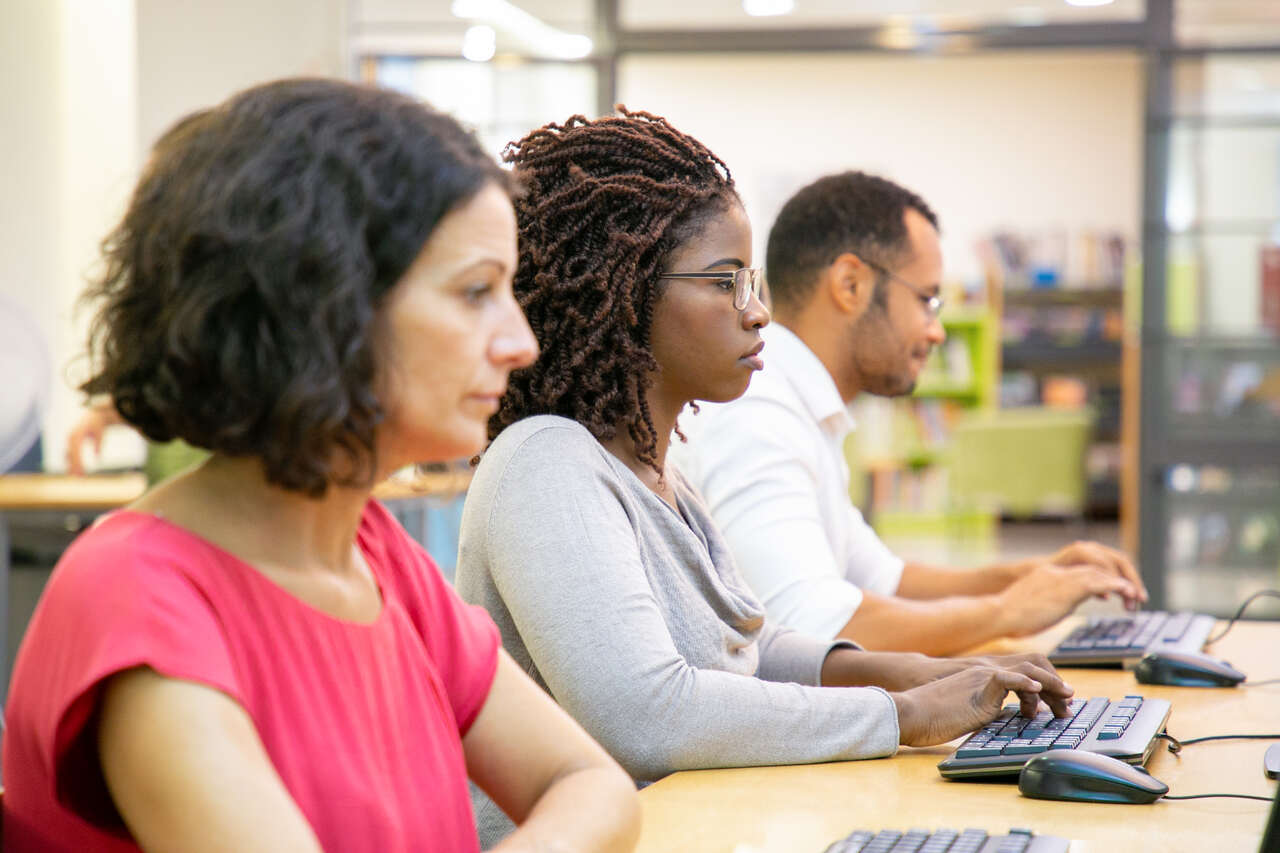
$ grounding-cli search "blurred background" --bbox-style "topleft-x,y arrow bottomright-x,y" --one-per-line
3,1 -> 1280,688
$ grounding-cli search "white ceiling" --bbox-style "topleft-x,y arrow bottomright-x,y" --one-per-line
619,0 -> 1146,30
351,1 -> 1280,45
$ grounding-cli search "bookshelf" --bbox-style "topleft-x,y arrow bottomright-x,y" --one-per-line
999,284 -> 1126,517
847,307 -> 999,541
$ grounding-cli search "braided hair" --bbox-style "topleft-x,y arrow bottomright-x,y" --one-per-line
490,108 -> 738,470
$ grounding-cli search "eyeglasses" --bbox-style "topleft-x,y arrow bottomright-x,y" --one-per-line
865,260 -> 945,319
658,267 -> 764,311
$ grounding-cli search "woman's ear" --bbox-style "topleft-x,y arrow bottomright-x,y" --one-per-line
824,252 -> 876,318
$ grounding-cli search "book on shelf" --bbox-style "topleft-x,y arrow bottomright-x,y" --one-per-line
979,229 -> 1128,290
1263,245 -> 1280,333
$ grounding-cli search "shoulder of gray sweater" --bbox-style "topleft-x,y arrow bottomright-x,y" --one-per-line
471,415 -> 627,510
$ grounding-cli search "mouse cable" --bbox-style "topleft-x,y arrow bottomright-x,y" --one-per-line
1205,589 -> 1280,645
1158,731 -> 1280,755
1163,792 -> 1275,802
1245,677 -> 1280,687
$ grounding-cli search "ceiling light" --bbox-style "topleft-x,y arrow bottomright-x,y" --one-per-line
1064,0 -> 1115,7
452,0 -> 592,60
461,25 -> 496,62
743,0 -> 795,17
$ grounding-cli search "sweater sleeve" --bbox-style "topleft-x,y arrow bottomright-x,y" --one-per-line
471,421 -> 899,782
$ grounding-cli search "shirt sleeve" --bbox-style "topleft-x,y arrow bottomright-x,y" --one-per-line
469,423 -> 898,783
684,399 -> 869,639
361,500 -> 500,736
753,620 -> 863,686
8,522 -> 243,829
841,502 -> 905,597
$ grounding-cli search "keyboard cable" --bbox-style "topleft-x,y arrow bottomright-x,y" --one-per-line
1204,589 -> 1280,645
1158,732 -> 1280,755
1162,792 -> 1275,802
1147,734 -> 1277,802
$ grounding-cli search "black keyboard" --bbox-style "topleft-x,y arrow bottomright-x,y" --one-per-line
823,826 -> 1069,853
1048,610 -> 1215,665
937,694 -> 1170,780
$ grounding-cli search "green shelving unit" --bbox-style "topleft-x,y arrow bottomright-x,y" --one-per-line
846,306 -> 1000,541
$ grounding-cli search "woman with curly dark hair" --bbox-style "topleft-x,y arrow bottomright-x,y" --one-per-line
456,109 -> 1073,842
2,79 -> 640,853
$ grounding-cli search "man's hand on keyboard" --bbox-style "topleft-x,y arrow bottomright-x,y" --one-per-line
1044,540 -> 1147,608
890,661 -> 1073,747
996,563 -> 1140,638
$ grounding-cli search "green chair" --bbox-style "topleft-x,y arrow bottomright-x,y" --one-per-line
947,406 -> 1094,518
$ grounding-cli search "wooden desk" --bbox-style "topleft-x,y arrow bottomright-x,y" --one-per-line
0,470 -> 471,509
636,622 -> 1279,853
0,469 -> 473,702
0,472 -> 148,510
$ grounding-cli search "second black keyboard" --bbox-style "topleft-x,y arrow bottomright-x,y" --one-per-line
1048,610 -> 1215,665
824,826 -> 1069,853
937,694 -> 1171,780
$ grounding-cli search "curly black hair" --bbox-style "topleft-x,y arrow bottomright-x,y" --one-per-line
765,171 -> 939,316
79,77 -> 506,496
489,108 -> 738,470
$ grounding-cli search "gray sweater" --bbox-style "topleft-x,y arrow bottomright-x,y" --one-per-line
456,417 -> 899,841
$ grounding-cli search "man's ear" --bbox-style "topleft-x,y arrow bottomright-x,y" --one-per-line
824,252 -> 875,318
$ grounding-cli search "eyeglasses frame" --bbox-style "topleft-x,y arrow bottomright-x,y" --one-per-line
657,267 -> 764,312
862,259 -> 945,319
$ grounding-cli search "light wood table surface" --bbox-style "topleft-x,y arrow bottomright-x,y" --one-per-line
635,621 -> 1280,853
0,469 -> 471,511
0,472 -> 148,510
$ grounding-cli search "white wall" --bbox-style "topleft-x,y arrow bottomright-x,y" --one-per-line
1,0 -> 346,471
1,0 -> 141,472
619,50 -> 1145,286
136,0 -> 347,147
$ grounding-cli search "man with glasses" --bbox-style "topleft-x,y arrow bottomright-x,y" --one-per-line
671,171 -> 1146,655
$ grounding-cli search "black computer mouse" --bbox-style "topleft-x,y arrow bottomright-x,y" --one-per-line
1018,750 -> 1168,804
1133,649 -> 1246,687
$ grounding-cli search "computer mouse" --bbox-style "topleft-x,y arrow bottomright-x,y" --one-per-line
1133,649 -> 1246,687
1265,743 -> 1280,780
1018,750 -> 1168,804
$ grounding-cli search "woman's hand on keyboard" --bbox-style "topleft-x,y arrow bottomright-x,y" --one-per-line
890,663 -> 1073,747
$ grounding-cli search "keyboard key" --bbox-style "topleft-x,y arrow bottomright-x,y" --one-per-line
951,829 -> 990,853
863,829 -> 899,852
831,829 -> 874,852
996,832 -> 1033,853
1003,742 -> 1048,755
955,745 -> 1004,758
888,829 -> 929,852
919,829 -> 958,853
1161,612 -> 1192,641
1098,727 -> 1124,740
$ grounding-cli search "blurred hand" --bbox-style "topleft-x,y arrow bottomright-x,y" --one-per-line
1044,540 -> 1147,608
65,403 -> 122,475
891,661 -> 1073,747
997,562 -> 1137,638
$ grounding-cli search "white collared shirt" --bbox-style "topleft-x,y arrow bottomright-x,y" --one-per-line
670,324 -> 904,640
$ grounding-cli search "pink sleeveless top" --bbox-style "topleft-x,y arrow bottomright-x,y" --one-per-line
3,500 -> 499,852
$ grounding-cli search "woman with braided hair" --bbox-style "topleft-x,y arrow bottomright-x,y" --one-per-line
456,109 -> 1073,843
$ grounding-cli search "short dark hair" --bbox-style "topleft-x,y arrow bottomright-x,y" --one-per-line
765,171 -> 939,314
80,78 -> 506,496
489,108 -> 738,472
